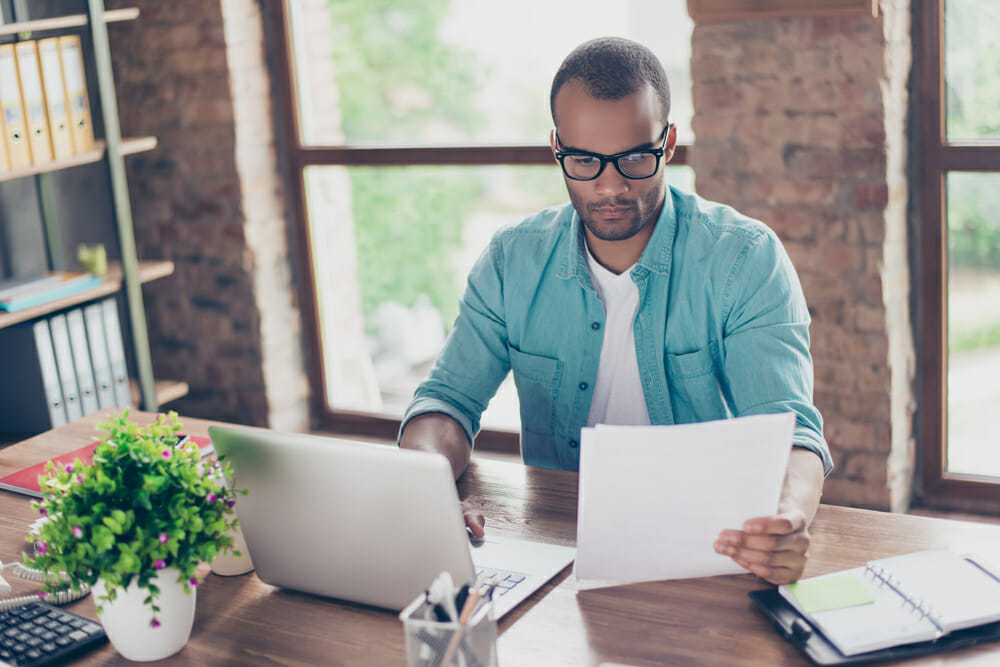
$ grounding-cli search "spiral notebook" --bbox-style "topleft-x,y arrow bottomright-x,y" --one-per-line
777,549 -> 1000,657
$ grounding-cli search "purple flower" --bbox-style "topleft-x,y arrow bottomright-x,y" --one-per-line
206,493 -> 218,503
77,474 -> 84,484
64,464 -> 74,473
36,541 -> 47,555
150,618 -> 161,629
38,507 -> 48,516
226,499 -> 236,509
159,533 -> 169,544
154,559 -> 166,570
72,526 -> 82,538
189,578 -> 198,587
162,449 -> 172,460
37,591 -> 46,599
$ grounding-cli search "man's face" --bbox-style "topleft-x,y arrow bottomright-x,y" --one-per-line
551,80 -> 674,244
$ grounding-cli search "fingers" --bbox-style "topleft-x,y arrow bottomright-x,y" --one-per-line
464,508 -> 486,538
714,511 -> 811,585
741,511 -> 806,537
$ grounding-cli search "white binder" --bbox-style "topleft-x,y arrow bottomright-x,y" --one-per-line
47,313 -> 83,421
100,298 -> 133,408
83,302 -> 117,409
66,308 -> 99,415
32,319 -> 68,428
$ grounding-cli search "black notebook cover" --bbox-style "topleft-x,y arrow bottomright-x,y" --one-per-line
749,588 -> 1000,665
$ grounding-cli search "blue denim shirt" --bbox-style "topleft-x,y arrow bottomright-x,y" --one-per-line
402,186 -> 833,475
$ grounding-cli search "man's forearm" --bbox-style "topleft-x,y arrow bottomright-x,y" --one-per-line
398,412 -> 472,480
779,447 -> 824,522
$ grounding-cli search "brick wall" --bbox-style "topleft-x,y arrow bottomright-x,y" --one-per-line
107,0 -> 309,431
690,1 -> 915,510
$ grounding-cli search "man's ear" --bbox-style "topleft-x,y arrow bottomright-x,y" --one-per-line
550,129 -> 558,161
663,124 -> 678,165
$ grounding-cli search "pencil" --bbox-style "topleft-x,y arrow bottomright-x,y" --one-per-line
438,587 -> 483,665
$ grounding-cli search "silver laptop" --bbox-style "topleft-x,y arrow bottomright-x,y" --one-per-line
209,425 -> 575,618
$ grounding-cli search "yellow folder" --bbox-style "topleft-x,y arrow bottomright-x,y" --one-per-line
37,38 -> 74,160
14,40 -> 53,165
57,35 -> 94,154
0,44 -> 32,169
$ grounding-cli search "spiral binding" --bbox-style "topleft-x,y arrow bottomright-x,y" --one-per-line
865,563 -> 944,633
0,561 -> 90,612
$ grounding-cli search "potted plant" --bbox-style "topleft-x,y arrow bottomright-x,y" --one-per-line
26,410 -> 243,662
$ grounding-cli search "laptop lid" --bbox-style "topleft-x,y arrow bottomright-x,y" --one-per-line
209,425 -> 574,616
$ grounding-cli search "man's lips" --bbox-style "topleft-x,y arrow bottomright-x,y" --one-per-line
592,205 -> 634,219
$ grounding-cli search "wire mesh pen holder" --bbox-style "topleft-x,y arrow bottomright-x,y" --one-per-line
399,592 -> 498,667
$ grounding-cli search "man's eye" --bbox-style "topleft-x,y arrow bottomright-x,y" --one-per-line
568,155 -> 599,166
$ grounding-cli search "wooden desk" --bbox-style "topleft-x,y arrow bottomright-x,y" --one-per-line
3,412 -> 1000,665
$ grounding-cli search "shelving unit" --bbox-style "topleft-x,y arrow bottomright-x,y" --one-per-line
0,2 -> 185,419
0,261 -> 173,329
0,137 -> 157,184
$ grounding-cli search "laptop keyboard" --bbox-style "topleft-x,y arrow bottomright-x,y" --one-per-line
476,567 -> 527,598
0,602 -> 106,666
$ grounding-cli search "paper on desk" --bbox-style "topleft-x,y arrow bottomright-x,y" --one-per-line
574,412 -> 794,585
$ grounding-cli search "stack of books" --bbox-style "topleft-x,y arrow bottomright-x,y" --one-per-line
0,271 -> 101,312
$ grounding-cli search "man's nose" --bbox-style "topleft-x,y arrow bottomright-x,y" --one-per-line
593,164 -> 630,198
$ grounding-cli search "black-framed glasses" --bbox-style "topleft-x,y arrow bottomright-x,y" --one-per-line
553,124 -> 671,181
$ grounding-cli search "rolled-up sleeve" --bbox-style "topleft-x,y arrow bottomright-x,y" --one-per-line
720,230 -> 834,476
399,237 -> 513,449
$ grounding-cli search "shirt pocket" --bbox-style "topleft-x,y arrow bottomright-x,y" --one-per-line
664,341 -> 731,424
508,346 -> 562,439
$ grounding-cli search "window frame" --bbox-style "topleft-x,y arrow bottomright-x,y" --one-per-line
270,0 -> 690,451
917,0 -> 1000,510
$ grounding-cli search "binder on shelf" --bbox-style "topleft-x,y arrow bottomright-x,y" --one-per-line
37,37 -> 74,160
0,43 -> 32,169
100,298 -> 133,409
57,35 -> 94,155
47,313 -> 83,422
66,308 -> 100,416
751,548 -> 1000,664
82,302 -> 117,410
0,319 -> 67,435
13,40 -> 53,165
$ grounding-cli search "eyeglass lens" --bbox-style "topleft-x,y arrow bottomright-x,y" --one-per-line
562,152 -> 658,180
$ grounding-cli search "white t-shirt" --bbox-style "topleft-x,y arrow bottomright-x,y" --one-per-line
585,244 -> 652,427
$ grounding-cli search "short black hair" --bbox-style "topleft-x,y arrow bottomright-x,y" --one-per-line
550,37 -> 671,125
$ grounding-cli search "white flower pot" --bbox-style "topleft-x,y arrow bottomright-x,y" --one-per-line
92,567 -> 196,662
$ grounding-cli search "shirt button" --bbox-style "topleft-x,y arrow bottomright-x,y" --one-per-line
591,322 -> 601,330
579,382 -> 588,391
569,440 -> 579,449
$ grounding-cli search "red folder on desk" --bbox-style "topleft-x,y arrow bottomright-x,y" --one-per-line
0,436 -> 213,498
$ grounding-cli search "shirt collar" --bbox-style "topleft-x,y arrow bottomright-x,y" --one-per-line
562,186 -> 679,284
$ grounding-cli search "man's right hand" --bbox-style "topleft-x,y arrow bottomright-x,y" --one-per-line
463,502 -> 486,538
399,413 -> 485,536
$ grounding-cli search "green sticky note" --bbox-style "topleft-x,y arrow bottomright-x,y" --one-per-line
786,573 -> 875,614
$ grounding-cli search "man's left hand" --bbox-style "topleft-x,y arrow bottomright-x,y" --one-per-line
714,510 -> 810,585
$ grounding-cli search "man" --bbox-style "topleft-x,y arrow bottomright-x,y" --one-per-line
399,37 -> 832,585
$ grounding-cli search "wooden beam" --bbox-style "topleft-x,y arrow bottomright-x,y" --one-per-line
687,0 -> 878,22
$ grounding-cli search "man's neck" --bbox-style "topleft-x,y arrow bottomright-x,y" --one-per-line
584,220 -> 656,275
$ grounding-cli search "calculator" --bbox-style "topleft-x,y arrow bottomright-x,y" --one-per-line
0,601 -> 106,666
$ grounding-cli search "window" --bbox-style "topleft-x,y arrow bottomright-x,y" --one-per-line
276,1 -> 694,445
918,0 -> 1000,508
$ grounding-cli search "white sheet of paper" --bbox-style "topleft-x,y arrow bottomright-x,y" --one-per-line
574,412 -> 795,585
